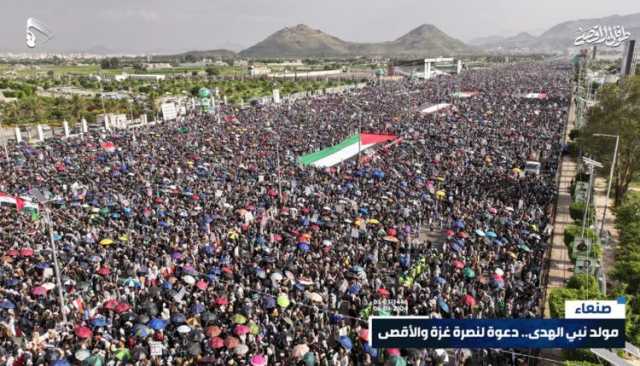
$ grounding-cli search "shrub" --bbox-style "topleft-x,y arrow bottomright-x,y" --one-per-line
564,224 -> 598,247
569,201 -> 595,222
568,128 -> 581,140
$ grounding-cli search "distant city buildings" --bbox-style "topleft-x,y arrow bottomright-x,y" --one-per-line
249,64 -> 271,77
111,73 -> 166,81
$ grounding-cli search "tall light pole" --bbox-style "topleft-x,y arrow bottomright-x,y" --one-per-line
581,157 -> 603,299
592,134 -> 619,239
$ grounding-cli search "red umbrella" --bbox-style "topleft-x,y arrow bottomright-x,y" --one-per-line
115,303 -> 131,313
222,267 -> 233,274
215,297 -> 229,306
75,326 -> 93,339
196,279 -> 208,290
445,230 -> 455,237
234,324 -> 250,336
209,336 -> 224,349
206,326 -> 221,338
458,231 -> 469,239
387,348 -> 401,356
377,288 -> 390,298
20,248 -> 34,257
104,299 -> 118,310
224,336 -> 240,349
463,294 -> 476,307
31,286 -> 47,296
386,228 -> 397,237
97,266 -> 111,276
6,249 -> 18,257
452,260 -> 465,270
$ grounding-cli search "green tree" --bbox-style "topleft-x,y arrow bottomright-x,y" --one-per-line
578,75 -> 640,205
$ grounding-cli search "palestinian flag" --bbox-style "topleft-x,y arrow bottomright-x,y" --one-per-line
298,133 -> 396,168
0,192 -> 38,212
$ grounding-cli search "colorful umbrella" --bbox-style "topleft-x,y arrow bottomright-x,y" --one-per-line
232,313 -> 247,324
206,326 -> 221,338
31,286 -> 47,296
292,344 -> 310,359
463,294 -> 476,307
277,294 -> 290,308
250,354 -> 268,366
209,337 -> 224,349
224,336 -> 240,349
234,324 -> 250,335
74,326 -> 92,339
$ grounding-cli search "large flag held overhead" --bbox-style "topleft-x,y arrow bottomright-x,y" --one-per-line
0,192 -> 38,211
298,133 -> 396,168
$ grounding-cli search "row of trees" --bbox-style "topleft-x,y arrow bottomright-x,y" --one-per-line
577,75 -> 640,205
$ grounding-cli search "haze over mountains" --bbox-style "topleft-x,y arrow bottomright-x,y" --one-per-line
471,12 -> 640,52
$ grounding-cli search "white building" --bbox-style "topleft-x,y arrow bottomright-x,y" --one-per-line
233,60 -> 249,67
249,65 -> 270,77
129,74 -> 166,81
143,63 -> 172,70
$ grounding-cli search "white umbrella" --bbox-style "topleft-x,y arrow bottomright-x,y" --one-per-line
235,344 -> 249,355
41,282 -> 56,291
270,272 -> 283,282
305,292 -> 323,303
495,268 -> 504,276
177,325 -> 191,334
182,275 -> 195,285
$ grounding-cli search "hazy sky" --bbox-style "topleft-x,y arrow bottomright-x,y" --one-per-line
1,0 -> 638,53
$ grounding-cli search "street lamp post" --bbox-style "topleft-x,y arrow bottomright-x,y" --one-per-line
581,157 -> 603,299
592,133 -> 620,239
42,206 -> 68,324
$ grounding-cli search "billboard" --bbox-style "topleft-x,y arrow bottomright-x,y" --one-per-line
161,102 -> 178,121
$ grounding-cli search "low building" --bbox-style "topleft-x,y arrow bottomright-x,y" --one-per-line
143,63 -> 172,70
250,65 -> 270,77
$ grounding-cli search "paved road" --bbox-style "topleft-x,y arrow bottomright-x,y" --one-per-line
544,97 -> 576,317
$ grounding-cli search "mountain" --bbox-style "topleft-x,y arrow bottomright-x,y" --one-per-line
240,24 -> 351,58
479,12 -> 640,53
240,23 -> 475,58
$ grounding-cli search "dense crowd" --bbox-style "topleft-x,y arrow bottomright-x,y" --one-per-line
0,62 -> 570,365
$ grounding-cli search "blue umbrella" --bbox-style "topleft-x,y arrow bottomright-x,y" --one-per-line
486,231 -> 497,238
262,296 -> 276,309
435,276 -> 447,285
339,336 -> 353,351
52,234 -> 62,241
362,342 -> 378,357
161,281 -> 173,290
171,313 -> 187,324
450,243 -> 463,253
35,262 -> 50,270
191,303 -> 205,314
475,229 -> 486,237
359,207 -> 369,216
453,219 -> 465,229
133,324 -> 151,338
4,279 -> 19,287
350,265 -> 365,273
202,245 -> 214,256
437,297 -> 450,313
372,170 -> 384,179
91,317 -> 108,328
0,299 -> 16,309
148,318 -> 167,331
297,243 -> 310,252
348,284 -> 361,295
330,314 -> 344,323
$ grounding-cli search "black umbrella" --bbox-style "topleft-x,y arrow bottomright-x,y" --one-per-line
143,301 -> 159,316
188,342 -> 202,356
200,311 -> 216,325
137,314 -> 150,324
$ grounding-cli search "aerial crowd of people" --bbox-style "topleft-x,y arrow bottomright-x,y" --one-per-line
0,62 -> 571,365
